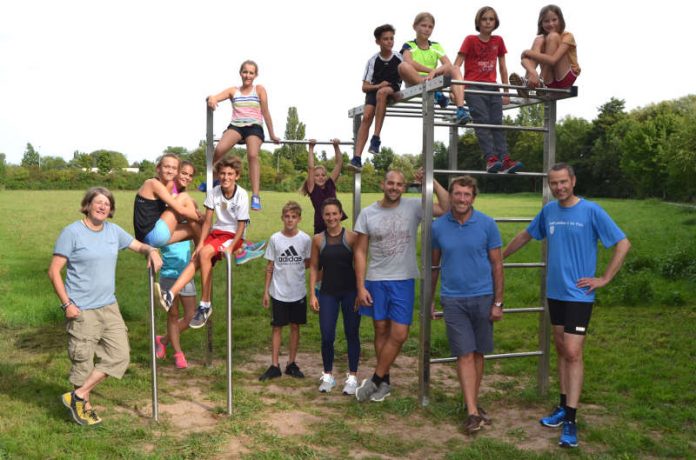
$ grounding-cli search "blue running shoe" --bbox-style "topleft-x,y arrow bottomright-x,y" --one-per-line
251,194 -> 261,211
189,304 -> 212,329
455,106 -> 472,125
434,91 -> 450,109
197,179 -> 220,192
235,248 -> 264,265
246,240 -> 267,252
540,406 -> 566,427
368,135 -> 381,154
559,421 -> 578,448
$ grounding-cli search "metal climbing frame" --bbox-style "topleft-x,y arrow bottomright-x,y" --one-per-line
348,75 -> 577,406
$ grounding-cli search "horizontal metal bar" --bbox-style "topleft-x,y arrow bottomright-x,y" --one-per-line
434,169 -> 548,178
451,79 -> 576,96
504,262 -> 546,268
435,121 -> 548,132
431,350 -> 544,363
348,76 -> 449,117
495,217 -> 534,223
263,140 -> 354,146
433,306 -> 543,319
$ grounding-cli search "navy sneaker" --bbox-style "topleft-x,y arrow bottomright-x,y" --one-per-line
434,91 -> 450,109
455,106 -> 472,125
189,304 -> 212,329
540,406 -> 566,427
559,420 -> 578,448
368,135 -> 381,154
251,194 -> 261,211
349,156 -> 362,171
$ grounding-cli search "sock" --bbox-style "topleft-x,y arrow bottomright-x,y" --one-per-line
564,406 -> 577,423
200,301 -> 211,308
560,394 -> 567,408
371,373 -> 384,386
383,374 -> 390,385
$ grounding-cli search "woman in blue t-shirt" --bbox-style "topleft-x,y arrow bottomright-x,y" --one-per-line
48,187 -> 161,426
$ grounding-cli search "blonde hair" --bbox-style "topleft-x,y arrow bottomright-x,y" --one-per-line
282,201 -> 302,216
239,59 -> 258,75
413,12 -> 435,27
299,165 -> 328,196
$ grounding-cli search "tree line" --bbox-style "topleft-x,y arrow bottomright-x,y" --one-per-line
1,96 -> 694,202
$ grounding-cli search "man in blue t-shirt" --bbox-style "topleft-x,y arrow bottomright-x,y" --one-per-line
504,163 -> 631,448
431,175 -> 503,435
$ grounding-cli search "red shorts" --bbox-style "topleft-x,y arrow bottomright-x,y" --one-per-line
547,70 -> 578,89
204,229 -> 243,264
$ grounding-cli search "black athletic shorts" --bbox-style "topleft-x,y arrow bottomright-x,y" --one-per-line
547,298 -> 593,335
270,296 -> 307,327
226,124 -> 265,142
364,85 -> 400,107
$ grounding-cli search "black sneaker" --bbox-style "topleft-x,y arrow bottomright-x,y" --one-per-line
348,156 -> 362,171
189,304 -> 212,329
259,365 -> 282,381
368,135 -> 381,154
284,362 -> 305,378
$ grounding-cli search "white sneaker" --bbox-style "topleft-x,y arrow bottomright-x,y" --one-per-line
342,374 -> 359,395
318,373 -> 336,393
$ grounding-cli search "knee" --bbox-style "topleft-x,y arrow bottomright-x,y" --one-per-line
458,353 -> 475,365
563,346 -> 583,364
545,32 -> 561,45
390,327 -> 409,345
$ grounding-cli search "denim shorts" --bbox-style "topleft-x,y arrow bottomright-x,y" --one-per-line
143,219 -> 171,248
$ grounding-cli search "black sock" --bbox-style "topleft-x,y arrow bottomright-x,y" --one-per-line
383,374 -> 390,385
371,373 -> 384,386
560,394 -> 567,408
564,406 -> 577,423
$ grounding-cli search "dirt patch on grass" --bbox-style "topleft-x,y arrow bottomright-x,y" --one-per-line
140,351 -> 605,457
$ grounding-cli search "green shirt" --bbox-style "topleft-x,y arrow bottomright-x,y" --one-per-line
401,40 -> 446,75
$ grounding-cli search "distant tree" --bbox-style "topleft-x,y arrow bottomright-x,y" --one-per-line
138,159 -> 156,176
21,143 -> 40,167
276,107 -> 306,170
0,153 -> 6,186
69,151 -> 93,169
372,146 -> 395,176
164,146 -> 189,157
90,150 -> 129,174
40,156 -> 68,170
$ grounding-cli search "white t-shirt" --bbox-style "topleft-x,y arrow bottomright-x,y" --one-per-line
204,184 -> 250,233
354,197 -> 423,281
264,230 -> 312,302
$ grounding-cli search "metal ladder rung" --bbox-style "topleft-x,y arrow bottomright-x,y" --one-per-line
431,350 -> 544,364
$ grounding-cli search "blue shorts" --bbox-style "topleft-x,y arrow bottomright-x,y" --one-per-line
441,295 -> 494,356
360,279 -> 415,326
143,219 -> 171,248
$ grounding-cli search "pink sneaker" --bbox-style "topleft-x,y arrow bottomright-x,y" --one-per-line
155,336 -> 167,359
173,352 -> 188,369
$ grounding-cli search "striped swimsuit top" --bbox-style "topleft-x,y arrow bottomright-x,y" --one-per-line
229,86 -> 263,127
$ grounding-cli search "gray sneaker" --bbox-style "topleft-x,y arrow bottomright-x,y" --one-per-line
370,382 -> 391,402
355,379 -> 378,402
318,373 -> 336,393
189,305 -> 212,329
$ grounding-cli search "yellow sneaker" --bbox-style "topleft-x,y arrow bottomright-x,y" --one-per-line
61,391 -> 88,425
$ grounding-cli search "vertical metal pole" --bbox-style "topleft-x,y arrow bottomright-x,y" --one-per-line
224,251 -> 234,415
148,266 -> 159,421
448,125 -> 458,183
538,100 -> 557,396
418,86 -> 436,407
352,114 -> 362,225
205,103 -> 215,365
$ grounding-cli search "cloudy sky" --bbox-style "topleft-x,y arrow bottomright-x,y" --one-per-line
1,0 -> 693,165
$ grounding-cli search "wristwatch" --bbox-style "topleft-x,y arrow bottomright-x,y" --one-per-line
494,301 -> 503,308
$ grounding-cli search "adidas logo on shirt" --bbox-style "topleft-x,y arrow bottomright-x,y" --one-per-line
278,246 -> 303,263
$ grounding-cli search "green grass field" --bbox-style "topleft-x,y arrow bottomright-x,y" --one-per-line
0,190 -> 695,459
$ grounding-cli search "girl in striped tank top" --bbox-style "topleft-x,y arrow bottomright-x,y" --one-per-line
207,60 -> 280,211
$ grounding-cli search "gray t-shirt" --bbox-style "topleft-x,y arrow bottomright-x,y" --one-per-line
354,198 -> 423,281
